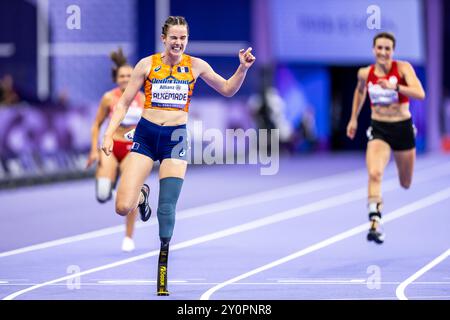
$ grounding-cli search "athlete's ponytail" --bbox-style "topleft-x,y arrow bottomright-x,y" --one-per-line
110,47 -> 129,82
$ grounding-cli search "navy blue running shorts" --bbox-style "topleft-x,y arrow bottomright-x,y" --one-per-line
131,117 -> 189,162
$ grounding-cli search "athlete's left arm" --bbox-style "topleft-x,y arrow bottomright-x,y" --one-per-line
193,47 -> 256,97
398,61 -> 426,100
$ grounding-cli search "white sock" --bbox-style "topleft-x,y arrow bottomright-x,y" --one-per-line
368,202 -> 378,213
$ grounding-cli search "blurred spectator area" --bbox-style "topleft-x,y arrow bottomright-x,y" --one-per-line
0,103 -> 95,188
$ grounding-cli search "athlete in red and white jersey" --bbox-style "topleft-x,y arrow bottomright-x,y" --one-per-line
346,32 -> 425,244
86,48 -> 145,252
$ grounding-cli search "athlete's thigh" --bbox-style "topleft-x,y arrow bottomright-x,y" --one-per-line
159,158 -> 187,180
366,139 -> 391,173
117,152 -> 154,204
393,148 -> 415,181
118,151 -> 134,175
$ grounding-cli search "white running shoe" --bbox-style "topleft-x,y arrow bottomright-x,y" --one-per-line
121,237 -> 135,252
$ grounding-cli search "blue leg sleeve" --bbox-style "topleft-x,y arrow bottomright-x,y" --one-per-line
157,177 -> 184,243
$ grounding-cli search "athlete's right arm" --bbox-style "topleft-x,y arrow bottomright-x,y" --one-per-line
346,67 -> 368,140
101,58 -> 150,156
86,93 -> 110,168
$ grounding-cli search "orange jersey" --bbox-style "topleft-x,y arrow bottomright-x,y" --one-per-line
108,87 -> 144,127
144,53 -> 196,112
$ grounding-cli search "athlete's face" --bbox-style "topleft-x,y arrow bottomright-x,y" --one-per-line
373,38 -> 394,65
162,25 -> 188,58
116,65 -> 132,90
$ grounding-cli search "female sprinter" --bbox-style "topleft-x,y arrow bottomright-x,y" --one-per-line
87,48 -> 145,252
346,32 -> 425,244
101,16 -> 255,295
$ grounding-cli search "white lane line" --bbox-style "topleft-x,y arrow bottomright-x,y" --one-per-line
396,249 -> 450,300
276,279 -> 366,283
200,187 -> 450,300
0,168 -> 368,258
3,281 -> 450,287
332,295 -> 450,300
3,162 -> 450,300
396,295 -> 450,300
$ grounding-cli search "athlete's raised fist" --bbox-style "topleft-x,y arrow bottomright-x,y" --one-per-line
239,47 -> 256,69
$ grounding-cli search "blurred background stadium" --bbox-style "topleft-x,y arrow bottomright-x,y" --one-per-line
0,0 -> 447,188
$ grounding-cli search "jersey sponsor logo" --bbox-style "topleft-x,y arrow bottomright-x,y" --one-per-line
151,77 -> 191,85
156,84 -> 184,91
179,149 -> 186,157
154,65 -> 162,72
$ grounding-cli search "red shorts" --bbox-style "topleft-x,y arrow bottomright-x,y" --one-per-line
112,140 -> 133,162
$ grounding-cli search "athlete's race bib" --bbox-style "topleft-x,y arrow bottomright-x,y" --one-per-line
368,76 -> 399,106
151,82 -> 189,109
